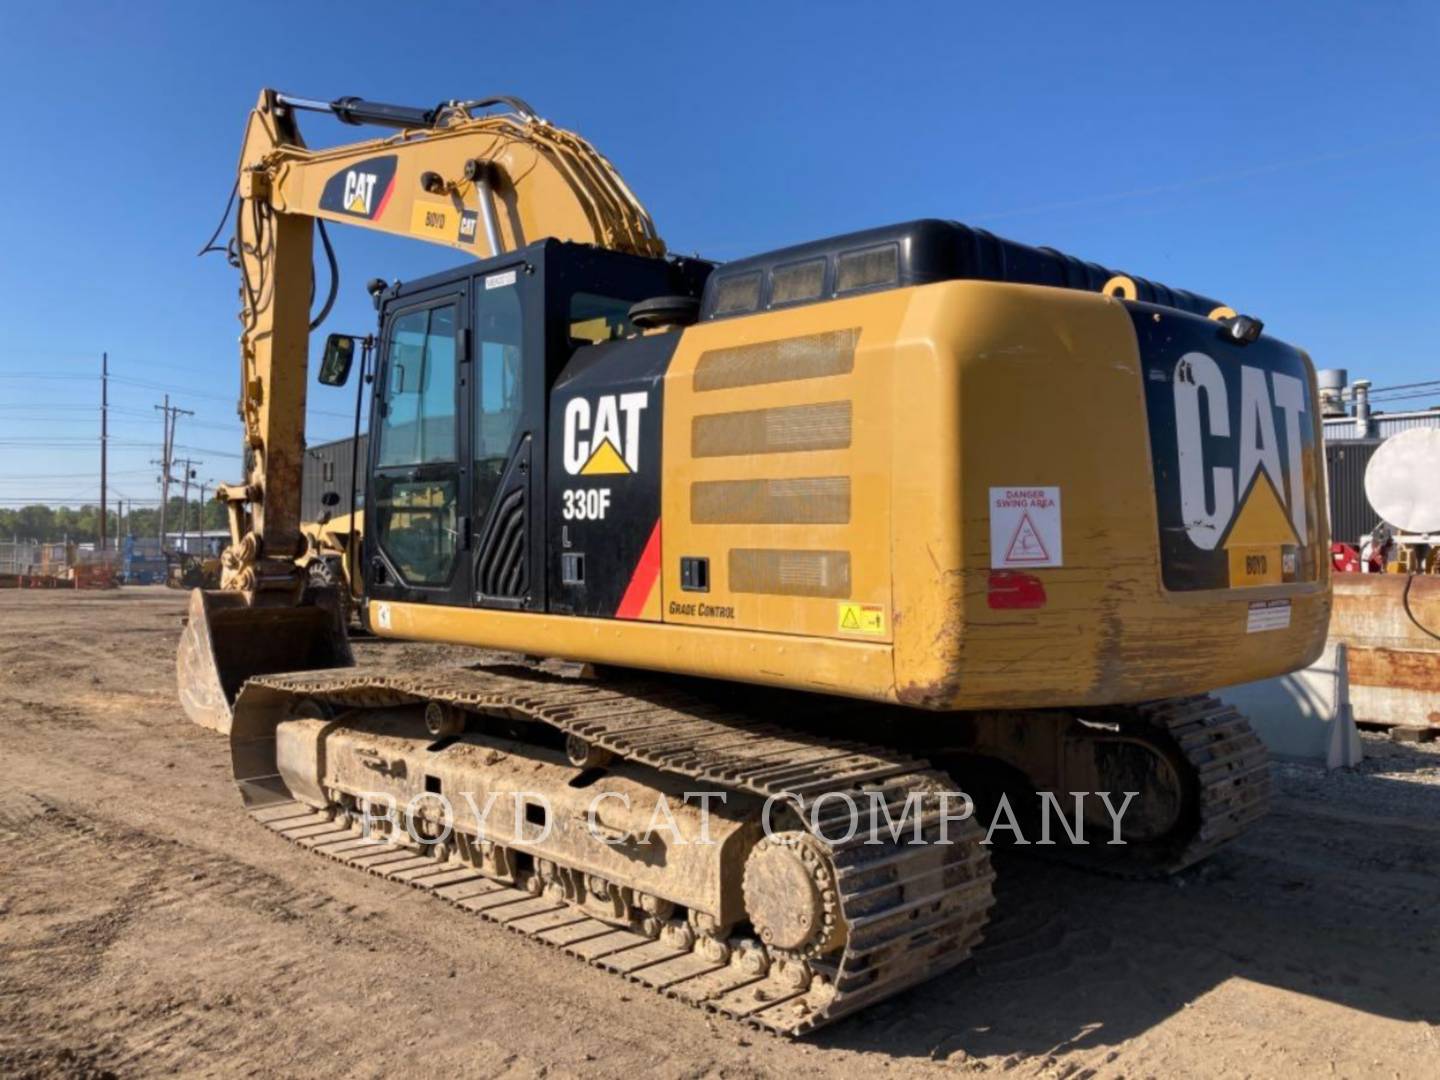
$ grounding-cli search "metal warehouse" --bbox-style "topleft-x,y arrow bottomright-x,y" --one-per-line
1319,369 -> 1440,545
301,434 -> 367,523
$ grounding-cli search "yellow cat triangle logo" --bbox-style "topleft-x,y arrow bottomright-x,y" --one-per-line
580,438 -> 630,476
1226,472 -> 1300,548
1223,471 -> 1299,586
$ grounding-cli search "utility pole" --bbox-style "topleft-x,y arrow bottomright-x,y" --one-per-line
198,477 -> 214,535
173,457 -> 202,552
153,396 -> 193,551
99,352 -> 108,552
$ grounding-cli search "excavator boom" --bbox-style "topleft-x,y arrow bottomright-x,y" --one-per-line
225,88 -> 662,595
179,88 -> 665,729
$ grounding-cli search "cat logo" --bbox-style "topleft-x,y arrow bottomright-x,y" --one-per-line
1139,309 -> 1319,593
458,210 -> 478,245
1174,351 -> 1308,549
343,171 -> 378,214
563,392 -> 648,476
318,155 -> 397,221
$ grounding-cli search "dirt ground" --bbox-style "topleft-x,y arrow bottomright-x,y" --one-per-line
1,587 -> 1437,1079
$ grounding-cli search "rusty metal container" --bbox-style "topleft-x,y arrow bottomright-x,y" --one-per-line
1329,573 -> 1440,728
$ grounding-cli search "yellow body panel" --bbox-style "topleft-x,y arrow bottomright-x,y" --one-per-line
373,280 -> 1329,713
375,601 -> 895,700
882,281 -> 1328,708
660,299 -> 900,642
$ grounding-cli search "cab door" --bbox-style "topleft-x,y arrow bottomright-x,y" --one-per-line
468,264 -> 534,608
365,281 -> 472,608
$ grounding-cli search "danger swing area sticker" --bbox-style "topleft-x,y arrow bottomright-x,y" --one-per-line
990,487 -> 1063,570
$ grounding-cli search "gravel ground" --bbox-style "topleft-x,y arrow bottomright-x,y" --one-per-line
2,587 -> 1437,1078
1276,732 -> 1440,822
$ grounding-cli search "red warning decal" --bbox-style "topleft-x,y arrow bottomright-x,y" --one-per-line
987,570 -> 1047,610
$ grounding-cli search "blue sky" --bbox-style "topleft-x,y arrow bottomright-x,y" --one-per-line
0,1 -> 1436,508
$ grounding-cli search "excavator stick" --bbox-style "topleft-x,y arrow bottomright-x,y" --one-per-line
177,588 -> 352,734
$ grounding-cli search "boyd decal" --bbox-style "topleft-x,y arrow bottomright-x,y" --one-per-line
1135,310 -> 1319,592
563,392 -> 649,476
318,155 -> 398,221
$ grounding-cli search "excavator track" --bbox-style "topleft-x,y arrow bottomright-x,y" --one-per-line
1062,694 -> 1273,878
233,668 -> 996,1036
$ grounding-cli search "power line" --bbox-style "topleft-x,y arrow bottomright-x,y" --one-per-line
0,497 -> 165,505
1365,378 -> 1440,395
31,421 -> 238,436
0,356 -> 233,380
174,444 -> 241,457
1,372 -> 350,419
0,392 -> 354,421
0,471 -> 153,481
0,373 -> 94,382
0,438 -> 239,454
1367,393 -> 1440,407
0,440 -> 183,450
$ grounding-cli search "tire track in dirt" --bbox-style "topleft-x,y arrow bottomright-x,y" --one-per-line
0,793 -> 377,1077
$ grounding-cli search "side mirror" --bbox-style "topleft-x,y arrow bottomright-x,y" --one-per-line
321,491 -> 341,508
318,334 -> 357,386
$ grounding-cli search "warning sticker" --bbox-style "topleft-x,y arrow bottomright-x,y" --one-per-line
990,487 -> 1062,569
1246,599 -> 1291,633
838,602 -> 885,635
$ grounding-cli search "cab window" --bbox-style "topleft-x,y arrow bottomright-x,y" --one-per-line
569,292 -> 635,344
376,305 -> 457,467
374,302 -> 459,587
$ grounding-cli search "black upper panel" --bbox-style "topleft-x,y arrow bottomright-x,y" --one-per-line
1131,301 -> 1319,592
699,219 -> 1225,321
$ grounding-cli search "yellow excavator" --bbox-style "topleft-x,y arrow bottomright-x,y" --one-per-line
178,89 -> 1330,1034
299,503 -> 363,622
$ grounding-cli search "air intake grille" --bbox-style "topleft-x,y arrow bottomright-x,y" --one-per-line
836,243 -> 899,293
728,549 -> 851,597
691,477 -> 850,525
711,272 -> 762,316
476,487 -> 527,599
692,401 -> 851,458
694,329 -> 858,392
770,259 -> 826,305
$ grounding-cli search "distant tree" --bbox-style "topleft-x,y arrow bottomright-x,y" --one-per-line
15,504 -> 56,540
1,498 -> 230,545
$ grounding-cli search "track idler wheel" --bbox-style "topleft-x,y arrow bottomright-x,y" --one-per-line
741,831 -> 843,958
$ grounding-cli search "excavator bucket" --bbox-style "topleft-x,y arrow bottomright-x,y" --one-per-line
177,587 -> 353,734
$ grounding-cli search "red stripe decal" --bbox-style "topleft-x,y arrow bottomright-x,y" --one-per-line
615,521 -> 661,620
373,177 -> 396,220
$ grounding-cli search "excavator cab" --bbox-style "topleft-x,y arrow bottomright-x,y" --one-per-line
178,238 -> 709,732
363,240 -> 707,615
